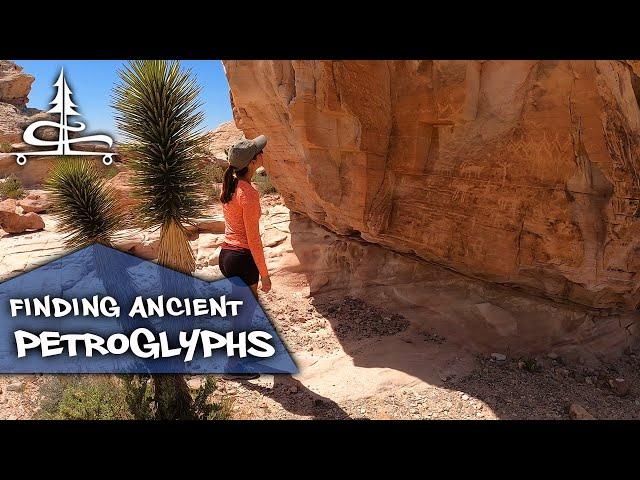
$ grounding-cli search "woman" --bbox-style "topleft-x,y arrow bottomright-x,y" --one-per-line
219,134 -> 271,297
218,135 -> 271,380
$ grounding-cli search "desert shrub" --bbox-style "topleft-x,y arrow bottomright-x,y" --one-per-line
121,375 -> 155,420
203,162 -> 226,184
37,374 -> 232,420
200,163 -> 225,201
520,358 -> 538,373
253,172 -> 277,196
191,376 -> 233,420
45,157 -> 125,249
0,174 -> 25,199
38,376 -> 132,420
101,164 -> 120,180
0,141 -> 13,153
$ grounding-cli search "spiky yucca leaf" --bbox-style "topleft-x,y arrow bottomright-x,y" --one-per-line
112,60 -> 207,228
112,60 -> 206,274
45,157 -> 125,249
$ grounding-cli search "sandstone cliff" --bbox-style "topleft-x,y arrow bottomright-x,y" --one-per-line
0,60 -> 61,185
0,60 -> 55,146
203,120 -> 244,166
0,61 -> 33,109
224,60 -> 640,313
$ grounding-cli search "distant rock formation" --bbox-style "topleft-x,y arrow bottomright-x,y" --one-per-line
0,60 -> 33,108
0,60 -> 57,146
224,60 -> 640,314
203,120 -> 244,166
0,60 -> 62,185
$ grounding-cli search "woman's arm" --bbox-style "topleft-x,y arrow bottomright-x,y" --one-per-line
239,186 -> 270,290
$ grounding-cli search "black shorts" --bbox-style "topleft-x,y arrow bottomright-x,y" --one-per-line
219,247 -> 260,287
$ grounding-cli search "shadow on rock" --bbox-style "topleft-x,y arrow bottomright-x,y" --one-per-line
237,376 -> 351,420
286,211 -> 640,420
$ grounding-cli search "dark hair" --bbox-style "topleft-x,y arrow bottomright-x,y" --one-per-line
219,151 -> 263,204
220,165 -> 248,203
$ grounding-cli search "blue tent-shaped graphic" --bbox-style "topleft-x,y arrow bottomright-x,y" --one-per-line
0,244 -> 298,374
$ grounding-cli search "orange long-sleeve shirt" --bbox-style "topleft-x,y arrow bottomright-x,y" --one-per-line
221,179 -> 269,278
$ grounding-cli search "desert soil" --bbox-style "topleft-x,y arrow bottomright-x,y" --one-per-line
1,193 -> 640,420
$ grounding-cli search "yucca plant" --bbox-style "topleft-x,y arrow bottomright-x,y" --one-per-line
45,156 -> 138,323
45,157 -> 125,248
45,157 -> 145,389
112,60 -> 207,274
113,60 -> 207,420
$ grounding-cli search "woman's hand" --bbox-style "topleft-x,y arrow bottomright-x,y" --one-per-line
260,275 -> 272,293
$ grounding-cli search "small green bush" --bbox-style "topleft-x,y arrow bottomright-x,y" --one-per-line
101,164 -> 119,180
37,374 -> 233,420
38,376 -> 132,420
192,376 -> 234,420
201,163 -> 226,201
521,358 -> 538,373
203,162 -> 226,184
0,141 -> 13,153
253,172 -> 277,196
0,174 -> 25,199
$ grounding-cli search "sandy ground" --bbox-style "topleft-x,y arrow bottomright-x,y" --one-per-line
1,194 -> 640,420
219,274 -> 640,420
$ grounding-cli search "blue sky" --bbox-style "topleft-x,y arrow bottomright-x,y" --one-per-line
13,60 -> 233,140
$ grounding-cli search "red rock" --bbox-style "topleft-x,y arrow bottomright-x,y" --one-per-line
0,198 -> 17,213
194,215 -> 225,234
0,210 -> 44,234
224,60 -> 640,312
608,378 -> 630,397
569,403 -> 595,420
106,171 -> 138,210
204,121 -> 245,166
17,193 -> 51,213
0,60 -> 34,108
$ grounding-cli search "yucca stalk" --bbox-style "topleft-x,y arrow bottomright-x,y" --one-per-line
45,157 -> 125,249
112,60 -> 207,274
113,60 -> 207,420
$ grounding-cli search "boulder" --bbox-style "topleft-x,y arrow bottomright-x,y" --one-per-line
608,377 -> 630,397
280,209 -> 640,358
262,227 -> 287,247
17,191 -> 51,213
196,246 -> 221,268
0,198 -> 17,212
568,403 -> 595,420
0,210 -> 45,234
194,215 -> 225,234
0,153 -> 55,187
224,60 -> 640,312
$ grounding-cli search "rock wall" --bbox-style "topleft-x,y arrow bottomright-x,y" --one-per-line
223,60 -> 640,313
0,60 -> 60,185
286,211 -> 639,362
0,61 -> 33,109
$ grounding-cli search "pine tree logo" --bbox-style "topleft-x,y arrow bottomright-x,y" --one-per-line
13,68 -> 116,166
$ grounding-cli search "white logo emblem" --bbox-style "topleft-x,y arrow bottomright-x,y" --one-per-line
13,68 -> 116,166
